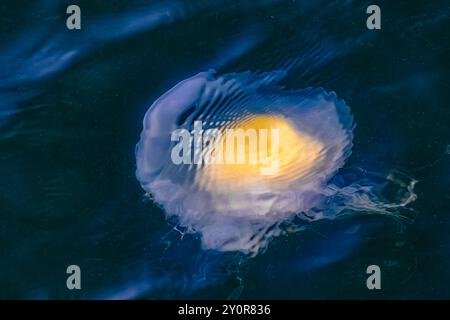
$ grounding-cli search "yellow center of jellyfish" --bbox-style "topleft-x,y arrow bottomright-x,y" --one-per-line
197,115 -> 324,191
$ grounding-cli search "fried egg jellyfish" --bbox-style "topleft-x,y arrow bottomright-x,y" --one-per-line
136,70 -> 417,255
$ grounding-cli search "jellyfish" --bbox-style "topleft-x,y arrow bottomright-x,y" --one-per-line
135,70 -> 416,255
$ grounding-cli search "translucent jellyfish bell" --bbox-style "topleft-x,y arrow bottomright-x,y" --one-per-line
136,70 -> 409,254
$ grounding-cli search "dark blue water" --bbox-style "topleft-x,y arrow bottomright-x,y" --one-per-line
0,0 -> 449,299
